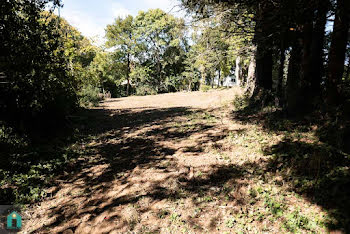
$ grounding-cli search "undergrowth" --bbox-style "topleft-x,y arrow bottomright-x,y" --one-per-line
0,123 -> 83,205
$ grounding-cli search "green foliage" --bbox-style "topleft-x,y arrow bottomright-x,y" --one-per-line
1,1 -> 77,125
225,217 -> 236,228
134,9 -> 188,92
105,9 -> 189,95
78,85 -> 102,107
86,51 -> 123,97
264,195 -> 284,217
130,65 -> 158,95
0,1 -> 101,135
283,210 -> 310,232
0,130 -> 81,204
170,212 -> 180,222
233,94 -> 250,110
200,84 -> 211,92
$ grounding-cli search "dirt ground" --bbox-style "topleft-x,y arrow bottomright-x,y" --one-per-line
21,88 -> 330,233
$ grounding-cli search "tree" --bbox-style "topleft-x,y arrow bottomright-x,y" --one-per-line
43,12 -> 97,89
0,0 -> 78,132
133,9 -> 187,93
327,0 -> 350,104
106,16 -> 135,95
254,1 -> 274,93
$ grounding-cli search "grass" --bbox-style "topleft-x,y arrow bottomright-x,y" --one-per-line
0,123 -> 85,204
2,89 -> 349,233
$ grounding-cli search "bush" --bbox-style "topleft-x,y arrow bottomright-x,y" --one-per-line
78,85 -> 102,107
136,85 -> 158,96
0,1 -> 78,132
233,94 -> 250,110
200,84 -> 211,92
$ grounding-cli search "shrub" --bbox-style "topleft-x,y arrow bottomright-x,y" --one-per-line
78,85 -> 102,107
136,85 -> 157,96
200,84 -> 211,92
233,94 -> 250,110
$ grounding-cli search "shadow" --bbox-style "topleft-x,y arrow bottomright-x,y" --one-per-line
26,105 -> 234,233
231,105 -> 350,232
264,139 -> 350,231
12,95 -> 350,233
4,96 -> 349,232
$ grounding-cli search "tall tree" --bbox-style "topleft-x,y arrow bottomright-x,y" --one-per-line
133,9 -> 187,93
254,1 -> 274,94
106,15 -> 135,96
310,0 -> 329,94
327,0 -> 350,104
0,0 -> 79,130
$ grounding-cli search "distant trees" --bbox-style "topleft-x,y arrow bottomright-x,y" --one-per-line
105,9 -> 188,95
185,14 -> 254,90
181,0 -> 350,116
2,0 -> 349,136
191,20 -> 229,88
106,15 -> 135,96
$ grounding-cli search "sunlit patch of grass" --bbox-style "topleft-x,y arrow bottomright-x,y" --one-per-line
169,212 -> 180,223
157,209 -> 170,219
202,112 -> 217,123
186,110 -> 217,124
192,207 -> 202,218
283,209 -> 310,232
225,217 -> 235,228
264,193 -> 285,217
123,206 -> 140,231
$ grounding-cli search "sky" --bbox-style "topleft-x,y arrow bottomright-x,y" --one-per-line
56,0 -> 186,44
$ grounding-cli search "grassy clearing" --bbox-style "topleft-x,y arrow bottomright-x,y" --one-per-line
2,89 -> 349,233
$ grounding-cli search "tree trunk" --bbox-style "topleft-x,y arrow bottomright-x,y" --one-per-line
277,46 -> 286,103
245,53 -> 256,96
299,19 -> 314,112
286,39 -> 303,116
253,3 -> 273,94
217,69 -> 221,87
235,56 -> 241,87
286,0 -> 328,114
255,45 -> 273,90
310,0 -> 329,94
327,0 -> 350,104
200,70 -> 206,89
126,53 -> 130,96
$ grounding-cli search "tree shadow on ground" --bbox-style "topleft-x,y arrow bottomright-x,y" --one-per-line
264,139 -> 350,231
28,106 -> 236,233
232,105 -> 350,232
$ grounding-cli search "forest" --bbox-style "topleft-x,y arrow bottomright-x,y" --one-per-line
1,0 -> 350,233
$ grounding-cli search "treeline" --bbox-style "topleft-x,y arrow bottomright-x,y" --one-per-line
2,0 -> 350,136
1,1 -> 99,134
103,10 -> 188,96
181,0 -> 350,116
1,0 -> 252,135
101,9 -> 253,96
103,10 -> 254,96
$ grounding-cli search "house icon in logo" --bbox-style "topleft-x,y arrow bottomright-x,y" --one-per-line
7,211 -> 22,229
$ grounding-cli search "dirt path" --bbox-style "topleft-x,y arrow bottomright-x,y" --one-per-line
22,88 -> 329,233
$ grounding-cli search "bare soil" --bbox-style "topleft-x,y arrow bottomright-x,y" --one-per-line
22,88 -> 330,233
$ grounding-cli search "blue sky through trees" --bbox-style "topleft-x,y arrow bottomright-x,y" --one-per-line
56,0 -> 185,43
